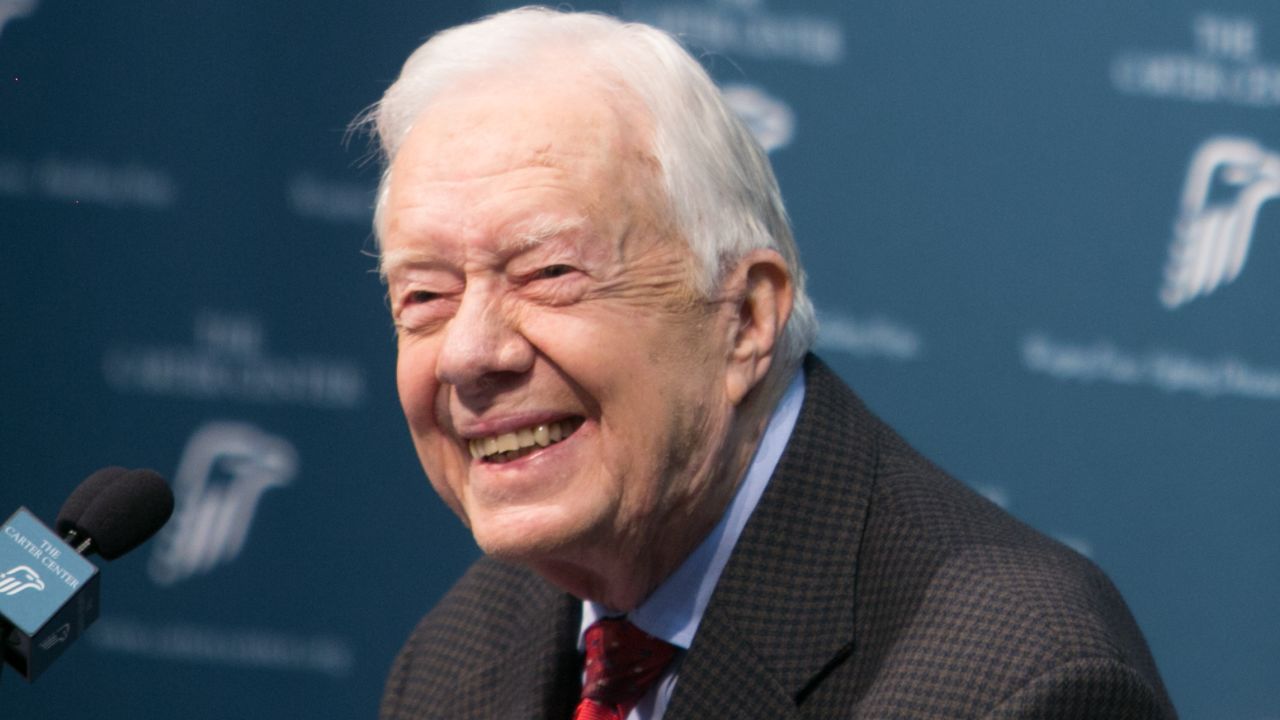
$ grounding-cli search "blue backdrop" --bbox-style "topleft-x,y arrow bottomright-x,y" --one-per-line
3,2 -> 1276,718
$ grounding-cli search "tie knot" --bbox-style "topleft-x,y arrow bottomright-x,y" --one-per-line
576,618 -> 677,719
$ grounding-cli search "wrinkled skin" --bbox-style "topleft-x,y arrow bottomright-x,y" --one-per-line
381,68 -> 790,610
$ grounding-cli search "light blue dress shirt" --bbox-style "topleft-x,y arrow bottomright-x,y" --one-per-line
578,369 -> 806,719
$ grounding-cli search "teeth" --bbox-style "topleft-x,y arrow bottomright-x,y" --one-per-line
469,419 -> 580,461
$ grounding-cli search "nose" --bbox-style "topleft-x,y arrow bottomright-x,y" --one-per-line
435,282 -> 534,392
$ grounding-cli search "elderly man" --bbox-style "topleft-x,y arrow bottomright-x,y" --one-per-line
366,7 -> 1175,719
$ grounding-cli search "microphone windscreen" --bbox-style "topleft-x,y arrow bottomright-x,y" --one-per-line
77,468 -> 175,560
56,465 -> 130,536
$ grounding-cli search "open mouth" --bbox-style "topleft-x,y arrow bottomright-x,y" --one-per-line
468,417 -> 585,463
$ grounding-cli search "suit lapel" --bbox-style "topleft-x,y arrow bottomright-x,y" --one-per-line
664,356 -> 878,718
480,573 -> 582,720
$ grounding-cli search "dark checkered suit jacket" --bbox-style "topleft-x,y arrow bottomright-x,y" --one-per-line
381,356 -> 1176,719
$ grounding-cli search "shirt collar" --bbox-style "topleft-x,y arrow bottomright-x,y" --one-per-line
580,369 -> 806,650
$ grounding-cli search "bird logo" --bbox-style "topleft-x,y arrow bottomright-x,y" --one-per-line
147,422 -> 298,586
1160,136 -> 1280,309
0,565 -> 45,596
722,84 -> 795,154
38,623 -> 71,650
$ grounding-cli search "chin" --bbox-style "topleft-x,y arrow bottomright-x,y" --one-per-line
468,503 -> 601,563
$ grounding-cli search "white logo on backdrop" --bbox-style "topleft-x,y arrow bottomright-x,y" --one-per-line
103,310 -> 367,409
722,84 -> 795,153
148,422 -> 298,586
1021,332 -> 1280,401
0,155 -> 176,208
626,0 -> 845,66
286,172 -> 374,224
0,0 -> 36,39
89,617 -> 354,677
0,565 -> 45,596
816,309 -> 923,362
1160,137 -> 1279,309
1112,13 -> 1280,107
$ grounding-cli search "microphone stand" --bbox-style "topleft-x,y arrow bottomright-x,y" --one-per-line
1,618 -> 10,686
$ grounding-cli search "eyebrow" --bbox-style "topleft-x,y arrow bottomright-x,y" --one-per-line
378,248 -> 441,282
502,215 -> 587,252
378,215 -> 587,280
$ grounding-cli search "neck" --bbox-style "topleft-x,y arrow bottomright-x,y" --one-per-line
531,383 -> 785,611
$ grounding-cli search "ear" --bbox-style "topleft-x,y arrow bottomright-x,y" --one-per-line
723,249 -> 794,406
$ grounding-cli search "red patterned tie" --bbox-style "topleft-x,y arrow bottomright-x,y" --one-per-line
573,618 -> 678,720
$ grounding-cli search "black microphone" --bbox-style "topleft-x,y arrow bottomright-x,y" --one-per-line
54,466 -> 129,546
60,469 -> 174,560
1,467 -> 174,681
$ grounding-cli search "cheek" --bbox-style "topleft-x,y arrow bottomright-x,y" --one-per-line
397,342 -> 469,517
396,340 -> 442,430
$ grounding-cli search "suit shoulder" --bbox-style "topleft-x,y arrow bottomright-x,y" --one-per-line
855,431 -> 1172,711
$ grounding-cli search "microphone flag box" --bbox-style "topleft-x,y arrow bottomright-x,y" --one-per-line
1,507 -> 100,681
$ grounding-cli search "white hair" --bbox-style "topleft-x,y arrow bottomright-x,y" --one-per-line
359,5 -> 817,378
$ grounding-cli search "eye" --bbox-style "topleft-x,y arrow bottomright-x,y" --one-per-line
405,289 -> 440,305
532,264 -> 574,280
394,287 -> 454,335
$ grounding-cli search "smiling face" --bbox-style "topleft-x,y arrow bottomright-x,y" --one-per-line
381,71 -> 750,606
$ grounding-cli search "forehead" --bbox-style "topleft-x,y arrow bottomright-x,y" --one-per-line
393,70 -> 652,191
